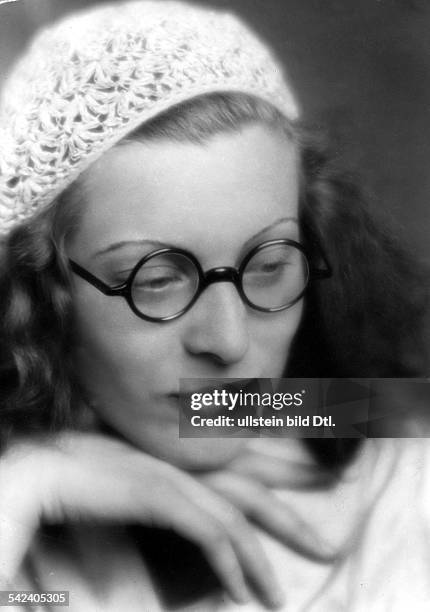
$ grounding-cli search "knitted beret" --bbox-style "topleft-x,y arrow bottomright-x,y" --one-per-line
0,0 -> 299,235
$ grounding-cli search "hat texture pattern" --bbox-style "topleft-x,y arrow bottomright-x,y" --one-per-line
0,0 -> 299,234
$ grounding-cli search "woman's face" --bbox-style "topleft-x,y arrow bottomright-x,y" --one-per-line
68,123 -> 303,469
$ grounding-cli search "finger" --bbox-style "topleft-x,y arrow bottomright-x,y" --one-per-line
0,444 -> 46,583
0,511 -> 37,585
51,447 -> 252,605
227,451 -> 336,490
51,437 -> 263,605
154,477 -> 285,609
142,479 -> 252,605
49,436 -> 284,608
189,486 -> 286,609
203,472 -> 336,563
227,514 -> 285,609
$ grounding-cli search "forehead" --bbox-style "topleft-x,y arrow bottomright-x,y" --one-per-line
69,124 -> 299,261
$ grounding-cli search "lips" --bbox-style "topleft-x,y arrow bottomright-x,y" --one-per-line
172,377 -> 262,417
169,392 -> 226,417
177,377 -> 260,396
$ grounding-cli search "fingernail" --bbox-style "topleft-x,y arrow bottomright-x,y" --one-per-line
301,527 -> 336,561
234,581 -> 251,605
267,583 -> 285,609
313,535 -> 336,560
267,580 -> 285,609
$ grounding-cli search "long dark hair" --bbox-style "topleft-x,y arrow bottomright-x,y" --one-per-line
0,93 -> 428,466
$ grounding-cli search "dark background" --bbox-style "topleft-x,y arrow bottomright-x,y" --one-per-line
0,0 -> 429,263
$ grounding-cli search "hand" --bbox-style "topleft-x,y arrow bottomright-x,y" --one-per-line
199,439 -> 337,563
0,433 -> 285,609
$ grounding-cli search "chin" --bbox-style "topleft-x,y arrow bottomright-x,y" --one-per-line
137,433 -> 248,471
96,410 -> 249,471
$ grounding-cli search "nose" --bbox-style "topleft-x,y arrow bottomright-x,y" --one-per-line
182,281 -> 249,366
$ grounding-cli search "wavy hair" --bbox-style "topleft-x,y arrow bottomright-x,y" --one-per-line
0,93 -> 428,467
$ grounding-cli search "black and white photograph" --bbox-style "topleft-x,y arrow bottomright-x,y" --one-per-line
0,1 -> 430,610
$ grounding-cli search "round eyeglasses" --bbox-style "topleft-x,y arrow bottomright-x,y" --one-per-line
69,239 -> 332,322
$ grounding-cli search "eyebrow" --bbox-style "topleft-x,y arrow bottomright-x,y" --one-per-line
245,216 -> 298,246
92,216 -> 298,259
93,238 -> 170,259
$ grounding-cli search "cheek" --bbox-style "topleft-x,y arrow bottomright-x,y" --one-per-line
71,287 -> 174,400
71,279 -> 303,417
250,300 -> 303,377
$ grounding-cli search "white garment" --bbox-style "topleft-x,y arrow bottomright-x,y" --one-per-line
16,438 -> 430,611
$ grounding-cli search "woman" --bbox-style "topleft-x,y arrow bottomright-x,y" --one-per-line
0,1 -> 429,610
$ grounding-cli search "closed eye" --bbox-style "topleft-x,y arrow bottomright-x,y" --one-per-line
133,265 -> 188,292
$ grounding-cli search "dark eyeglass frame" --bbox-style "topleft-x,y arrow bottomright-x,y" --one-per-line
69,238 -> 332,323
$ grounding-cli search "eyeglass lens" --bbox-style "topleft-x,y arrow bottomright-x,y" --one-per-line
242,243 -> 308,310
130,243 -> 309,319
131,252 -> 199,319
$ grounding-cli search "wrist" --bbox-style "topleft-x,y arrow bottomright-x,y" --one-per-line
0,439 -> 56,582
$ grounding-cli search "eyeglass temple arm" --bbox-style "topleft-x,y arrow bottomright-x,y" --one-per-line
309,248 -> 333,279
69,260 -> 125,296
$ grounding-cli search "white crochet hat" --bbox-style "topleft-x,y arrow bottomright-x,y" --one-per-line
0,0 -> 299,235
